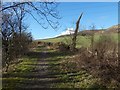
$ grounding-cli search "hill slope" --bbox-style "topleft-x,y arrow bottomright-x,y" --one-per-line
106,24 -> 120,33
36,25 -> 118,48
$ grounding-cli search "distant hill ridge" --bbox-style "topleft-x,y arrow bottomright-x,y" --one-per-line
107,24 -> 120,30
36,25 -> 119,41
106,24 -> 120,33
59,24 -> 119,37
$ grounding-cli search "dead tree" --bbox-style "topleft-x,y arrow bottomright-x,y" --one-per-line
71,13 -> 83,51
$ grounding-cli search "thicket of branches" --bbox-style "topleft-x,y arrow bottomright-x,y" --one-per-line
61,34 -> 119,88
2,10 -> 32,72
1,1 -> 60,72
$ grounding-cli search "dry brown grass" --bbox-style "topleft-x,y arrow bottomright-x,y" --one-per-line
60,34 -> 119,88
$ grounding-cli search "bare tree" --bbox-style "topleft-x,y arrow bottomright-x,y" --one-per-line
71,13 -> 83,51
1,1 -> 60,72
1,2 -> 61,29
2,12 -> 16,71
2,10 -> 32,72
1,2 -> 27,11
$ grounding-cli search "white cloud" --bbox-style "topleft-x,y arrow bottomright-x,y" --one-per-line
55,28 -> 75,37
38,36 -> 53,40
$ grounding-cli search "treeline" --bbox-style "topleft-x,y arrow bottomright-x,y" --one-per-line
2,4 -> 32,72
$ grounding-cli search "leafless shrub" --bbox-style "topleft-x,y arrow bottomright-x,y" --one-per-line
92,34 -> 119,86
57,42 -> 70,52
93,34 -> 118,60
2,31 -> 32,72
60,34 -> 119,88
84,34 -> 119,87
29,42 -> 38,49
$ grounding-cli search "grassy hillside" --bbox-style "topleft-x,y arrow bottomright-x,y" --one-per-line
38,33 -> 119,48
107,24 -> 120,30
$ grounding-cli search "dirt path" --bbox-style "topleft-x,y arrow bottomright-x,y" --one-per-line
27,51 -> 56,88
21,50 -> 60,88
3,46 -> 100,88
3,47 -> 61,89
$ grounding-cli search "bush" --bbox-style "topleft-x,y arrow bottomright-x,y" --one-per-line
2,32 -> 32,72
93,34 -> 118,60
62,34 -> 119,88
57,42 -> 70,52
85,34 -> 119,87
92,34 -> 119,87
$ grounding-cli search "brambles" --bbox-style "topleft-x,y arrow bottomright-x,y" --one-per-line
91,34 -> 119,87
93,34 -> 118,60
59,34 -> 119,88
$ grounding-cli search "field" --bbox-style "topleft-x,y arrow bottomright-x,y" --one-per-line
39,33 -> 119,48
2,44 -> 103,88
2,30 -> 120,89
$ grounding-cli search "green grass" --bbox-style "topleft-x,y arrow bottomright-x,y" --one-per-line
40,33 -> 119,48
2,55 -> 38,89
3,33 -> 119,89
50,69 -> 101,88
43,48 -> 102,88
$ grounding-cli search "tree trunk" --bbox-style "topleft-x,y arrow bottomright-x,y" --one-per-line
71,13 -> 83,51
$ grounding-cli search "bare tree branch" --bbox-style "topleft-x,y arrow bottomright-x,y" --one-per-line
2,2 -> 60,29
1,2 -> 28,12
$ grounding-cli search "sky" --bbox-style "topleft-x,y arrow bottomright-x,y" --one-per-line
26,2 -> 118,40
